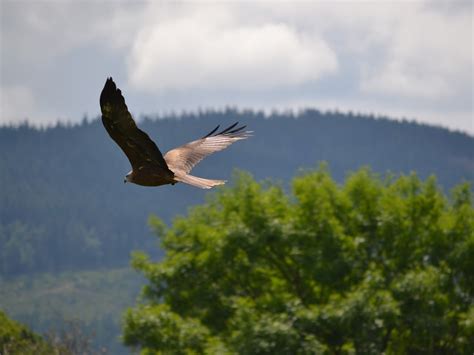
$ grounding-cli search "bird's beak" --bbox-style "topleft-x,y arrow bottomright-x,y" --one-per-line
124,179 -> 127,184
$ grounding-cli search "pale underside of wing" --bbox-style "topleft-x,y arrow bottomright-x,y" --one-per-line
164,122 -> 252,174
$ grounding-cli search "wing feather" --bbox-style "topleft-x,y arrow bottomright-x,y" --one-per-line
99,78 -> 171,173
164,122 -> 252,174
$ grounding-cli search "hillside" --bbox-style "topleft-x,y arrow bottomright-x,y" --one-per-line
1,109 -> 473,277
0,268 -> 142,354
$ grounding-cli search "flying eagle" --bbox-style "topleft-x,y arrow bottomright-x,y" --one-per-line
99,78 -> 251,189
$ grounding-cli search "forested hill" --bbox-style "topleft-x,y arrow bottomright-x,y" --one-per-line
1,109 -> 473,277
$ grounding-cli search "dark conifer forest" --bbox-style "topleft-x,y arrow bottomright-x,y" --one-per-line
1,109 -> 472,278
0,110 -> 472,353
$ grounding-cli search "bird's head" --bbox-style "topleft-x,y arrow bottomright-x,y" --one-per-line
124,171 -> 133,184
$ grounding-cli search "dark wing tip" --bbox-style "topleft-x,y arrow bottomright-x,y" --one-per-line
103,77 -> 116,91
100,77 -> 126,110
202,125 -> 220,138
219,122 -> 239,135
202,122 -> 251,139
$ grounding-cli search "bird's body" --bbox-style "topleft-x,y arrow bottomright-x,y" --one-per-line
100,78 -> 250,189
125,166 -> 174,187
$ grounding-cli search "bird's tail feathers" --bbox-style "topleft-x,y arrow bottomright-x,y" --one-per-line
174,172 -> 226,189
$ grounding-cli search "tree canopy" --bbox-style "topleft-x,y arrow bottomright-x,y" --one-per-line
0,310 -> 51,354
0,310 -> 104,354
123,167 -> 474,354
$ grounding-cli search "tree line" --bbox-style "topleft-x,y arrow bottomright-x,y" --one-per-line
1,109 -> 472,278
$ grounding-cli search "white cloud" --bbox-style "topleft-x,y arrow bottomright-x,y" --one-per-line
0,0 -> 472,133
359,2 -> 472,100
0,86 -> 36,123
125,1 -> 471,104
127,5 -> 337,92
361,63 -> 451,100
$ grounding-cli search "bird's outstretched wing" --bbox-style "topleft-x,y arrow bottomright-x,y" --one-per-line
164,122 -> 252,174
100,78 -> 171,172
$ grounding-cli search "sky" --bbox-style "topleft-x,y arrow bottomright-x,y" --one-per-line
1,0 -> 472,134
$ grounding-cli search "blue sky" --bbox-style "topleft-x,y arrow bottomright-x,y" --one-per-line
1,0 -> 472,133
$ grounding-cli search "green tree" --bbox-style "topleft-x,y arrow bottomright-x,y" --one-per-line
123,168 -> 474,354
0,310 -> 52,354
0,310 -> 105,355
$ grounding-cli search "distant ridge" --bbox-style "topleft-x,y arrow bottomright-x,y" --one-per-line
0,108 -> 472,278
2,108 -> 472,139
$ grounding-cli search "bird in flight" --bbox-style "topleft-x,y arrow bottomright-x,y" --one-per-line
99,78 -> 251,189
